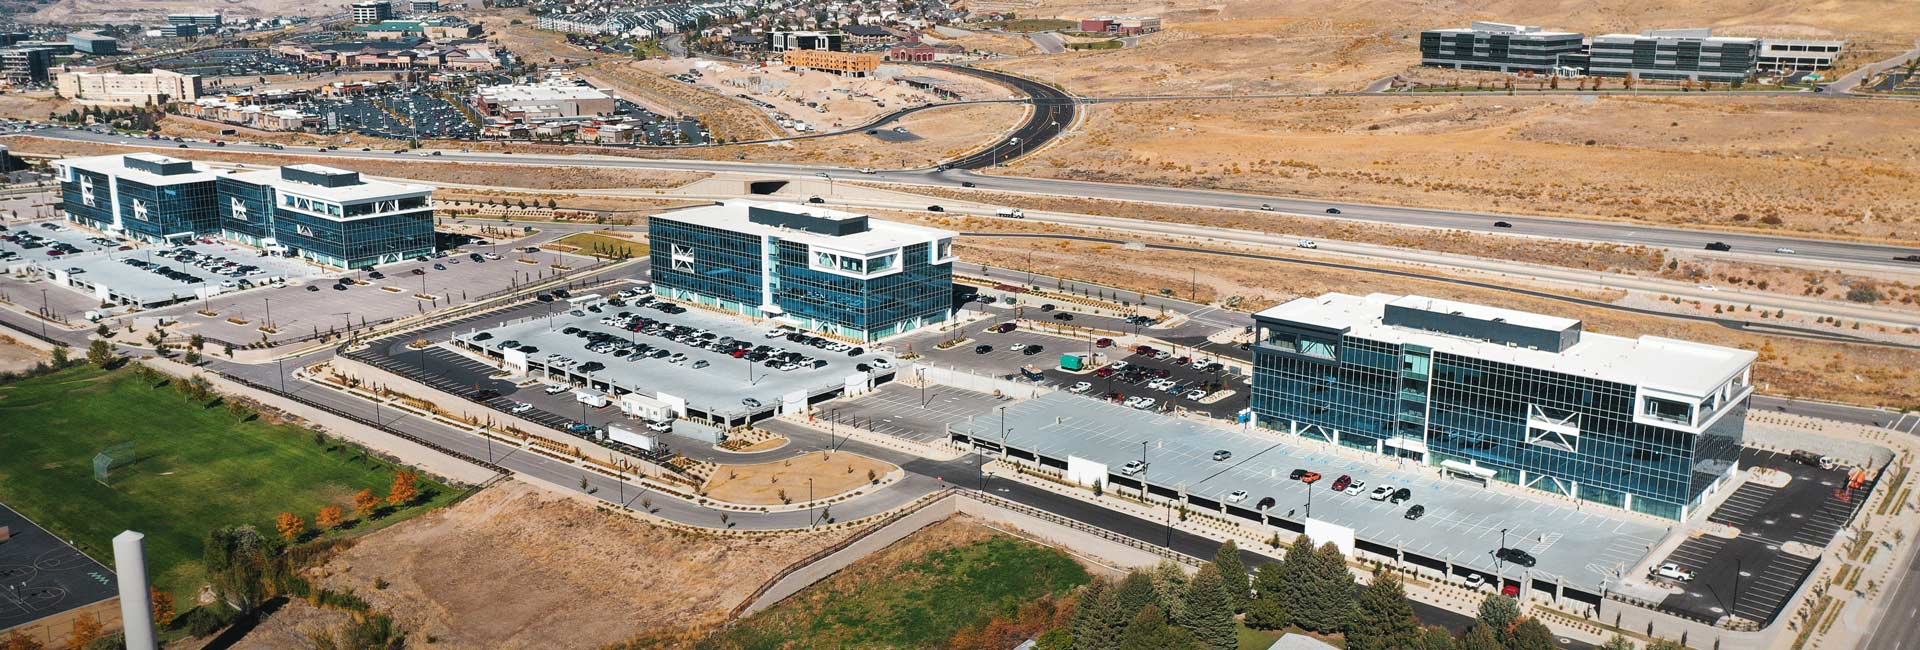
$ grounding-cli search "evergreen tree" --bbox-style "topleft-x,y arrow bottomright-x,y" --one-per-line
1213,540 -> 1249,613
1116,605 -> 1198,650
1149,560 -> 1190,622
1072,579 -> 1116,650
1244,560 -> 1292,629
1422,626 -> 1461,650
1476,594 -> 1521,645
1178,565 -> 1236,650
1462,623 -> 1505,650
1293,541 -> 1355,633
1112,571 -> 1156,627
1512,618 -> 1555,650
1348,573 -> 1422,650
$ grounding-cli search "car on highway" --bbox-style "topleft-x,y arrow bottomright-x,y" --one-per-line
1053,312 -> 1075,321
1495,548 -> 1537,567
1259,204 -> 1274,211
927,205 -> 944,212
961,181 -> 976,188
1705,242 -> 1733,251
1897,255 -> 1920,263
1493,221 -> 1513,228
1774,247 -> 1795,254
1224,490 -> 1249,503
1325,208 -> 1341,214
1298,240 -> 1318,249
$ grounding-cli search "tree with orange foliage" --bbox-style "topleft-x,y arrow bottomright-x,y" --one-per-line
150,588 -> 176,627
275,511 -> 307,542
68,611 -> 102,648
1,630 -> 43,650
386,470 -> 419,506
353,488 -> 381,518
316,505 -> 345,530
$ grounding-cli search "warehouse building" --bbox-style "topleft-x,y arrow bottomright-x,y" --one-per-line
473,83 -> 616,121
1249,292 -> 1751,521
217,164 -> 435,268
648,199 -> 956,343
1418,22 -> 1584,74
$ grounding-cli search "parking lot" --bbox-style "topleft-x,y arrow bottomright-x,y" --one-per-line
823,382 -> 1014,444
951,392 -> 1671,597
0,220 -> 115,266
1658,449 -> 1871,625
901,322 -> 1249,419
451,288 -> 898,425
150,245 -> 588,345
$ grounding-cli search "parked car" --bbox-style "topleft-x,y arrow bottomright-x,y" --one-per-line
1212,450 -> 1233,461
1370,485 -> 1395,501
1288,469 -> 1308,481
1343,481 -> 1367,497
1404,504 -> 1426,520
1255,496 -> 1276,510
1655,563 -> 1695,582
973,344 -> 993,354
1299,471 -> 1322,484
1225,490 -> 1249,503
1120,460 -> 1147,476
1390,487 -> 1412,504
1070,381 -> 1093,393
1331,474 -> 1352,491
1495,548 -> 1537,567
509,402 -> 533,414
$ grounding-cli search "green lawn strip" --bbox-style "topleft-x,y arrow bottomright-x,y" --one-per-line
0,365 -> 456,602
708,533 -> 1089,649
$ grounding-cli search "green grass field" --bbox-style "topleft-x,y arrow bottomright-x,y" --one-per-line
0,365 -> 457,602
702,526 -> 1090,649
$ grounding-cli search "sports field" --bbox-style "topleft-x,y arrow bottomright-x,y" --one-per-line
0,365 -> 457,602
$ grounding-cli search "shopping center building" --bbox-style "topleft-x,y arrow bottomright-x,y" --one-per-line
648,199 -> 955,343
1249,292 -> 1753,521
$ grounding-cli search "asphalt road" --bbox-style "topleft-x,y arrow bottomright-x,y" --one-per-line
24,127 -> 1917,270
1861,541 -> 1920,650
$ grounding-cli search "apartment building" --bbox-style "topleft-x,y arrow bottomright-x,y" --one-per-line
1250,293 -> 1752,521
648,200 -> 956,343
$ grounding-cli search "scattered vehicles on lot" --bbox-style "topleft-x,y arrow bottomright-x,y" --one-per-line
1344,481 -> 1367,497
543,384 -> 569,395
1255,496 -> 1276,510
1069,381 -> 1093,393
1212,450 -> 1233,461
1370,485 -> 1395,501
1120,460 -> 1147,475
1791,449 -> 1839,470
974,344 -> 993,354
1655,563 -> 1695,581
1299,472 -> 1322,484
1463,574 -> 1485,589
1225,490 -> 1249,503
509,402 -> 533,414
1495,548 -> 1537,567
1403,504 -> 1425,520
1390,487 -> 1412,504
1331,474 -> 1352,491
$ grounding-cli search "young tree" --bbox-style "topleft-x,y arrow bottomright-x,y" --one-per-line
88,338 -> 113,366
387,470 -> 419,506
1178,564 -> 1236,650
276,511 -> 308,542
1461,623 -> 1505,650
151,588 -> 176,627
1645,639 -> 1689,650
68,611 -> 103,648
316,505 -> 345,530
2,630 -> 44,650
1348,573 -> 1422,650
1601,635 -> 1636,650
50,345 -> 69,368
1212,540 -> 1249,613
1476,594 -> 1521,645
203,525 -> 269,613
1512,618 -> 1555,650
353,488 -> 381,518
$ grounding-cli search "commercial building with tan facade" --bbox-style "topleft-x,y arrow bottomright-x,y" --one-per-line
56,68 -> 200,105
781,49 -> 880,76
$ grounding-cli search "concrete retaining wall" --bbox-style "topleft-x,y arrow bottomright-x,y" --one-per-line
908,363 -> 1050,399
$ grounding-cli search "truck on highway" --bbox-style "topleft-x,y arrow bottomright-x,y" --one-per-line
995,208 -> 1025,219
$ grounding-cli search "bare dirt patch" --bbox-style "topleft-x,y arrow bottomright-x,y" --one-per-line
0,335 -> 49,375
703,451 -> 896,506
313,480 -> 850,649
1002,95 -> 1920,243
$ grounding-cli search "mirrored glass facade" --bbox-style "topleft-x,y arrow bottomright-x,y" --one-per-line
1252,297 -> 1749,521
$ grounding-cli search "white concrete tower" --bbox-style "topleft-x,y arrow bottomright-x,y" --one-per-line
112,530 -> 159,650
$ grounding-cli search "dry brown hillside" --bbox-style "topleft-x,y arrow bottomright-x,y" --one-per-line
973,0 -> 1919,95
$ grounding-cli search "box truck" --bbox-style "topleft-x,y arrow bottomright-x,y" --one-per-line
575,388 -> 610,409
607,424 -> 660,452
995,208 -> 1025,219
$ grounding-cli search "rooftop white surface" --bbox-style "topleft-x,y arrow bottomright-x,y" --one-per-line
226,165 -> 431,203
1255,293 -> 1753,396
60,153 -> 219,186
654,199 -> 954,254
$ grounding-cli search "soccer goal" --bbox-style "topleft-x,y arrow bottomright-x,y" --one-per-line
93,442 -> 136,485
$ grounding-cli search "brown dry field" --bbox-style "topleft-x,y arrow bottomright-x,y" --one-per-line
175,600 -> 352,650
1000,95 -> 1920,242
25,0 -> 330,22
703,451 -> 896,506
314,480 -> 850,649
947,32 -> 1043,57
2,136 -> 709,190
0,91 -> 78,123
975,0 -> 1920,96
907,214 -> 1920,409
0,335 -> 48,374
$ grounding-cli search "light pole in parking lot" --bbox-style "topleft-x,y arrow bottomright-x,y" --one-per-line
263,297 -> 272,331
816,172 -> 833,197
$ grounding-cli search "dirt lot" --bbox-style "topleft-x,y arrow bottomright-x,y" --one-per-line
313,480 -> 851,649
902,213 -> 1920,410
635,59 -> 1007,135
0,91 -> 78,123
25,0 -> 331,22
2,136 -> 710,190
0,335 -> 48,374
1000,95 -> 1920,243
703,451 -> 896,506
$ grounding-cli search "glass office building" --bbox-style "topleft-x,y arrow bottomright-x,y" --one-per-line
1250,293 -> 1753,521
1420,22 -> 1584,74
1589,29 -> 1759,83
217,164 -> 436,269
54,153 -> 220,243
649,200 -> 955,343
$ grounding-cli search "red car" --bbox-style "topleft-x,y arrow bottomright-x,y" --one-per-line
1094,367 -> 1115,378
1135,345 -> 1156,355
1331,474 -> 1352,491
1501,583 -> 1520,597
1095,338 -> 1114,348
731,349 -> 747,358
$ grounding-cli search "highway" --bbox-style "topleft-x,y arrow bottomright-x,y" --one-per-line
20,125 -> 1919,270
